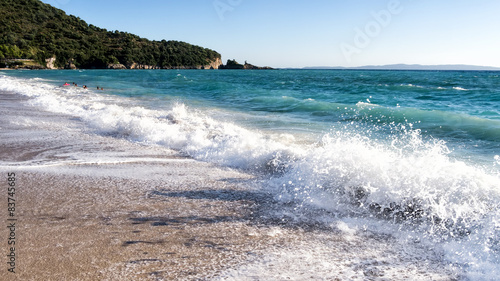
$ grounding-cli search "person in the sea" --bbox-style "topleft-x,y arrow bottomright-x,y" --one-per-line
63,82 -> 70,86
83,85 -> 87,89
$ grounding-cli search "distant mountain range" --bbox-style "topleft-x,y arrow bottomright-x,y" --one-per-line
301,64 -> 500,71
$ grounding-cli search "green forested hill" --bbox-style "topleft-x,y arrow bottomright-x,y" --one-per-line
0,0 -> 221,69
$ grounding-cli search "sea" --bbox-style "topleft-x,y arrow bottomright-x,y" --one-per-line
1,69 -> 500,280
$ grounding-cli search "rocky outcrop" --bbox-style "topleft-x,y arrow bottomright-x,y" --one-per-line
127,63 -> 161,69
243,62 -> 273,70
219,59 -> 244,69
219,59 -> 273,70
107,63 -> 127,69
64,59 -> 77,69
45,56 -> 57,69
123,57 -> 222,70
199,57 -> 223,69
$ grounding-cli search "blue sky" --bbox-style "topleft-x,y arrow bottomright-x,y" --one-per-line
40,0 -> 500,68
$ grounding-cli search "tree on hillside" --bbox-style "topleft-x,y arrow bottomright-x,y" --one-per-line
0,0 -> 221,68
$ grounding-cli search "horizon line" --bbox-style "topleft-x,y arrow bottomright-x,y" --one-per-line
279,63 -> 500,71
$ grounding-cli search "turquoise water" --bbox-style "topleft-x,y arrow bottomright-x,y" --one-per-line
2,69 -> 500,279
5,69 -> 500,161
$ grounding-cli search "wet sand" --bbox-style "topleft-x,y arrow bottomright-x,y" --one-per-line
0,89 -> 462,280
0,89 -> 270,280
7,163 -> 267,280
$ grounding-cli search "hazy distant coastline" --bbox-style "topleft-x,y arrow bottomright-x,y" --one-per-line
299,64 -> 500,71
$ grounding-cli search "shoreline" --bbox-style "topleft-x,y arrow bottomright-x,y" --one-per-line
0,88 -> 265,279
0,88 -> 463,280
0,88 -> 267,279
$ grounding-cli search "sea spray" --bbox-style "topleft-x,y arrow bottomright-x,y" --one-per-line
268,124 -> 500,279
272,126 -> 500,227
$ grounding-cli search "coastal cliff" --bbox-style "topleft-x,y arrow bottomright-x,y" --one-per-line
104,57 -> 222,70
200,57 -> 223,69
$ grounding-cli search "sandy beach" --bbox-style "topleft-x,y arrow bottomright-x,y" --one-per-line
0,89 -> 463,280
8,163 -> 271,280
0,89 -> 268,280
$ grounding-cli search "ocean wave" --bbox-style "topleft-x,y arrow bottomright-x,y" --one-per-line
390,83 -> 470,92
400,83 -> 425,88
0,75 -> 305,173
346,101 -> 500,143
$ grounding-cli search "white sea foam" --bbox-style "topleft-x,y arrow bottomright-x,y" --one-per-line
400,83 -> 424,88
2,74 -> 500,279
214,220 -> 463,280
356,101 -> 381,108
0,75 -> 305,172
